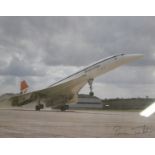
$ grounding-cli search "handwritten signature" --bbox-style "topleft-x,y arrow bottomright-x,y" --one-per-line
113,125 -> 152,136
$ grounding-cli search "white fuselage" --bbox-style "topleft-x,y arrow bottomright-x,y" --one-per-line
8,53 -> 143,109
50,54 -> 143,88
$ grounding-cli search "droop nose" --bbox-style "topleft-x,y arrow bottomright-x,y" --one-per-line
123,54 -> 144,62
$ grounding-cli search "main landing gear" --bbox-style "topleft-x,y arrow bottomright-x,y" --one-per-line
88,79 -> 94,96
35,98 -> 44,111
35,104 -> 44,111
60,105 -> 69,111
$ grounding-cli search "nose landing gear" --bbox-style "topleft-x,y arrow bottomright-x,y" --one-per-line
88,79 -> 94,96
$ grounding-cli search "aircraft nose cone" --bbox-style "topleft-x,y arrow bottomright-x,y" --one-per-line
125,54 -> 144,61
130,54 -> 144,59
119,53 -> 144,65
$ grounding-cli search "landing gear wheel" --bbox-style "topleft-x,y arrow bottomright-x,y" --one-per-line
40,104 -> 44,109
60,105 -> 69,111
60,106 -> 65,112
89,92 -> 94,96
35,105 -> 41,111
35,104 -> 44,111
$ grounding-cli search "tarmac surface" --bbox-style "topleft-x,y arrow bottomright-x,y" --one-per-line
0,109 -> 154,138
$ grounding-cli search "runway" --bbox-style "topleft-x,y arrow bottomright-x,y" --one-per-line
0,109 -> 154,138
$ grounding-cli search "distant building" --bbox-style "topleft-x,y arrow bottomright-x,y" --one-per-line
69,94 -> 103,110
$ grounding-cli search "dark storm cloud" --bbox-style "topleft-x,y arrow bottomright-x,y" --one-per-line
0,16 -> 154,97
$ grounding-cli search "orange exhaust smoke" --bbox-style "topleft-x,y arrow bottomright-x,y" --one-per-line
20,80 -> 29,94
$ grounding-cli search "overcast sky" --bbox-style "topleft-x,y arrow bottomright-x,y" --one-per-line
0,16 -> 154,98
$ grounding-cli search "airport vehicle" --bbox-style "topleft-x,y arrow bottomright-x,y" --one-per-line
9,54 -> 143,111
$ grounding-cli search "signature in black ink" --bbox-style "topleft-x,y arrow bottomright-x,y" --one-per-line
113,125 -> 152,136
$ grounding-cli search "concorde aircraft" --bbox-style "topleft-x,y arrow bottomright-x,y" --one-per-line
9,53 -> 143,111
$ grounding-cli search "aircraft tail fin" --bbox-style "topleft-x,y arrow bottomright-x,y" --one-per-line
20,80 -> 29,94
